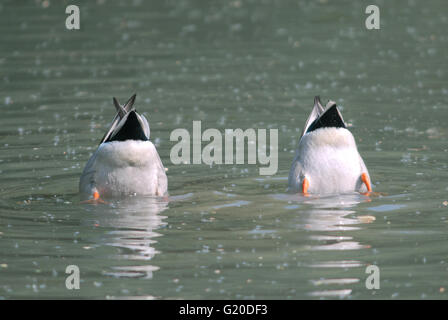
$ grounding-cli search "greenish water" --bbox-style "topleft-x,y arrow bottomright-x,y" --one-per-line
1,0 -> 448,299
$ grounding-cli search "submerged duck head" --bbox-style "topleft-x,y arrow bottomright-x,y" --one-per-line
100,94 -> 150,144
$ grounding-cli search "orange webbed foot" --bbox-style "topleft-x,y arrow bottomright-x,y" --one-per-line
360,174 -> 386,197
361,173 -> 372,193
302,177 -> 310,196
360,173 -> 373,197
361,191 -> 387,197
81,191 -> 108,205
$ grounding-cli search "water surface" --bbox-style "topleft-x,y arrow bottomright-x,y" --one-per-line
1,0 -> 448,299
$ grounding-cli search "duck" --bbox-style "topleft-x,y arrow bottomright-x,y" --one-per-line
288,96 -> 372,195
79,94 -> 168,202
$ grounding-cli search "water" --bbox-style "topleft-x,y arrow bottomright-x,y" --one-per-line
1,0 -> 448,299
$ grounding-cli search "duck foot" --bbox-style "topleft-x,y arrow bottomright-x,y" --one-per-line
360,191 -> 387,197
80,191 -> 108,204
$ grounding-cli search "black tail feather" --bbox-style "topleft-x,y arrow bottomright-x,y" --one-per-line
305,104 -> 346,134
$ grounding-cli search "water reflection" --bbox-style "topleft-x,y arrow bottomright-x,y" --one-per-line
302,194 -> 374,298
300,194 -> 373,249
274,193 -> 375,298
82,196 -> 168,279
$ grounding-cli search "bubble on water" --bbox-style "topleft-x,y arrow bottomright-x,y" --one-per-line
304,82 -> 313,89
276,28 -> 288,36
230,24 -> 242,32
181,24 -> 196,34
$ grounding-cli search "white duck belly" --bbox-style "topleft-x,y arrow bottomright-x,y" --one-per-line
288,127 -> 369,194
79,140 -> 167,197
